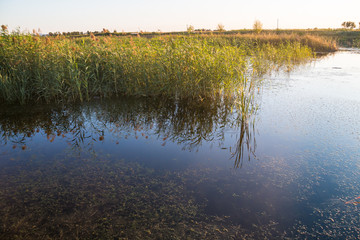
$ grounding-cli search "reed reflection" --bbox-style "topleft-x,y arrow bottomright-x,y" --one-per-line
0,94 -> 258,167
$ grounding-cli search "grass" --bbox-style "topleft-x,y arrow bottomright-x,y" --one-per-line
223,33 -> 337,52
0,30 -> 335,104
206,28 -> 357,48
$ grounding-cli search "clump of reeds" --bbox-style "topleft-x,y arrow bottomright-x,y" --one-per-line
209,33 -> 338,52
0,32 -> 321,104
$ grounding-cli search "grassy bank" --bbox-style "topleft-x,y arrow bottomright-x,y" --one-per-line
0,32 -> 334,104
262,29 -> 360,48
266,29 -> 360,48
76,28 -> 350,47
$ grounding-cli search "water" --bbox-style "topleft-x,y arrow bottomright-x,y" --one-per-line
1,51 -> 360,239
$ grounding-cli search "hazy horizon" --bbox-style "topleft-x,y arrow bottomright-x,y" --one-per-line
1,0 -> 359,34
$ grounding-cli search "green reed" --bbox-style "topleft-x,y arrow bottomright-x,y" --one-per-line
0,32 -> 327,104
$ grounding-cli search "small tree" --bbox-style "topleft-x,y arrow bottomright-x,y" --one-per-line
347,22 -> 356,29
342,21 -> 356,30
217,23 -> 225,32
253,20 -> 263,34
1,25 -> 8,35
187,25 -> 195,33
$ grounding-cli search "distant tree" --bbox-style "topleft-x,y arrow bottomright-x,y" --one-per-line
253,20 -> 263,34
100,28 -> 110,36
347,22 -> 356,29
195,28 -> 211,32
217,23 -> 225,32
342,21 -> 356,29
1,25 -> 8,35
48,32 -> 54,36
187,25 -> 195,33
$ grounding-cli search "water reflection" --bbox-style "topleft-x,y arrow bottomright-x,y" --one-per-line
0,95 -> 258,166
232,117 -> 256,168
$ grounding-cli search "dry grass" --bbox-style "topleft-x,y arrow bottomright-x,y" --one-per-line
211,33 -> 338,52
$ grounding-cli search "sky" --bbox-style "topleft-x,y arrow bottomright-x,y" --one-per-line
1,0 -> 360,33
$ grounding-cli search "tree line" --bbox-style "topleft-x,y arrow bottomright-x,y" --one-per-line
341,21 -> 359,30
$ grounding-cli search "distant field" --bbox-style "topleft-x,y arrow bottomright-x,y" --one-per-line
78,29 -> 359,48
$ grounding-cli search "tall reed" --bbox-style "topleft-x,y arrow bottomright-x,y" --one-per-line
0,32 -> 321,104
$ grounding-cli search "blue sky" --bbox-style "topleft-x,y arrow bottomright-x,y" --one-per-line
1,0 -> 359,33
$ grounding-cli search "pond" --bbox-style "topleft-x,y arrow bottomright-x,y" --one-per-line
1,50 -> 359,239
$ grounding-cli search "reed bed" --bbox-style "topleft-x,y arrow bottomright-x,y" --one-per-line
0,32 -> 331,104
213,33 -> 338,52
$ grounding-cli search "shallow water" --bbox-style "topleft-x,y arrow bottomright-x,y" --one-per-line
1,51 -> 360,239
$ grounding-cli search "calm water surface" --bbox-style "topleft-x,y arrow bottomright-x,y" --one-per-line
1,51 -> 359,239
